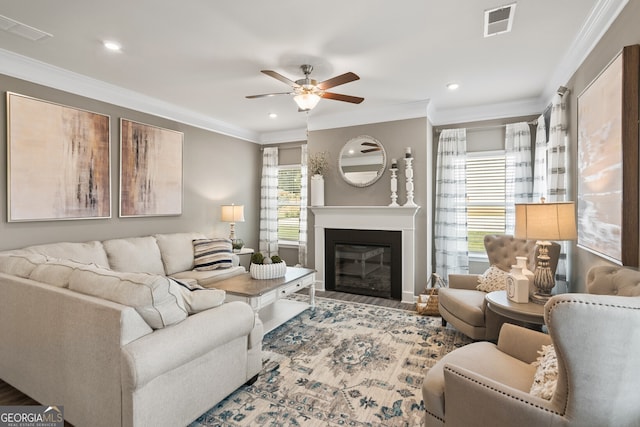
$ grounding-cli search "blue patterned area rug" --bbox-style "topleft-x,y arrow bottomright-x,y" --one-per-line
190,296 -> 471,427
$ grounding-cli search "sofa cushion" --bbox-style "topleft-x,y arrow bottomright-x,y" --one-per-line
28,258 -> 92,288
476,265 -> 509,292
438,288 -> 486,327
171,278 -> 226,314
23,241 -> 109,267
68,265 -> 187,329
102,236 -> 166,275
154,232 -> 207,275
0,253 -> 47,278
530,344 -> 558,400
193,238 -> 233,271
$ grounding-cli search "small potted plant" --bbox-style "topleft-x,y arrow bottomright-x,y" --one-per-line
249,252 -> 287,279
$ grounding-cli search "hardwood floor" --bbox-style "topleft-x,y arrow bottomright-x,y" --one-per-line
0,290 -> 417,417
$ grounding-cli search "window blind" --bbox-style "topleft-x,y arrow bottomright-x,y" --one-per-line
466,152 -> 506,253
277,166 -> 301,242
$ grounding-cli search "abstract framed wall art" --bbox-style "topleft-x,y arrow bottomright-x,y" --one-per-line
119,119 -> 183,217
7,92 -> 111,221
577,45 -> 639,266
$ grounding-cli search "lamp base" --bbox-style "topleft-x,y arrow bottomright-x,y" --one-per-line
530,291 -> 552,305
531,241 -> 555,305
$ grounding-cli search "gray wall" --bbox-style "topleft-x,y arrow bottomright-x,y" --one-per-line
307,117 -> 430,296
564,0 -> 640,292
0,74 -> 261,251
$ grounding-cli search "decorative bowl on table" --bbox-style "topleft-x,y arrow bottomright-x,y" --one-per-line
250,261 -> 286,280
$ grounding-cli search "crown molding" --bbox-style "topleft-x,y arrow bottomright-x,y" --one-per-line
259,100 -> 430,144
541,0 -> 628,102
428,97 -> 544,126
0,48 -> 259,142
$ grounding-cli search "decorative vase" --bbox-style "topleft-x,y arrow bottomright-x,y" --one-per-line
311,174 -> 325,206
250,261 -> 287,280
231,238 -> 245,251
515,256 -> 535,295
507,264 -> 530,303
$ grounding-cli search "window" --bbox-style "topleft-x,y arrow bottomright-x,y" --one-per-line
277,165 -> 302,244
466,151 -> 506,253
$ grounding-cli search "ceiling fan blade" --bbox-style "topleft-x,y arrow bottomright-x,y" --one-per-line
316,72 -> 360,90
246,92 -> 294,99
261,70 -> 301,88
361,142 -> 379,147
321,92 -> 364,104
361,148 -> 381,153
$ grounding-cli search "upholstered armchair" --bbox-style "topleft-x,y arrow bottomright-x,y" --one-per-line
422,266 -> 640,427
438,234 -> 559,341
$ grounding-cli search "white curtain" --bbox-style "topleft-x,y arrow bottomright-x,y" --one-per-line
435,129 -> 468,283
298,144 -> 308,266
505,122 -> 533,234
259,147 -> 279,257
547,93 -> 570,292
532,114 -> 547,203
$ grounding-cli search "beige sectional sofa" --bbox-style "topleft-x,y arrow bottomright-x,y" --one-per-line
0,232 -> 263,427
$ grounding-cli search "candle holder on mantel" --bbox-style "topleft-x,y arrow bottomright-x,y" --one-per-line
389,166 -> 399,207
403,148 -> 418,207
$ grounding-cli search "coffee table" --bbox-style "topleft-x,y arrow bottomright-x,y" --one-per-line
212,267 -> 316,333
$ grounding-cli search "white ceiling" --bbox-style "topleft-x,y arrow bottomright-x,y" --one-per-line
0,0 -> 627,143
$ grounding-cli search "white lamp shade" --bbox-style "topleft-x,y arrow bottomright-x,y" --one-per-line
221,205 -> 245,222
514,201 -> 577,241
294,93 -> 321,111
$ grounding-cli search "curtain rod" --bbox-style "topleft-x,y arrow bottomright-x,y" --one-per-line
435,119 -> 538,134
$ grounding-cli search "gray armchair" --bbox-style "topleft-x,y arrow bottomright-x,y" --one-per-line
438,234 -> 559,341
422,266 -> 640,427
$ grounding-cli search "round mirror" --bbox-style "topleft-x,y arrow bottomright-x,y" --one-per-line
338,135 -> 387,187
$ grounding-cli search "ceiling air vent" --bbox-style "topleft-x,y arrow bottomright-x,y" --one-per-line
0,14 -> 52,41
484,3 -> 516,37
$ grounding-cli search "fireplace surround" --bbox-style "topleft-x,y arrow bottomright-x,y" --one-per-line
310,206 -> 420,303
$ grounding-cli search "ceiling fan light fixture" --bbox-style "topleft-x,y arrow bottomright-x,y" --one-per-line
294,93 -> 321,111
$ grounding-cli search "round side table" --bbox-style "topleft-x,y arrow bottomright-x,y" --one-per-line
485,290 -> 545,325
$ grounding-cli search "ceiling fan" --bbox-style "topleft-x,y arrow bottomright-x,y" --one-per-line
360,141 -> 382,154
246,64 -> 364,111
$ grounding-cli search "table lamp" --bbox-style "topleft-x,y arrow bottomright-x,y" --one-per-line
514,199 -> 577,304
221,204 -> 245,250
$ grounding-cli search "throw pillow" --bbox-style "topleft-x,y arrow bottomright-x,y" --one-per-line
530,344 -> 558,400
476,265 -> 510,292
193,238 -> 233,271
171,278 -> 226,314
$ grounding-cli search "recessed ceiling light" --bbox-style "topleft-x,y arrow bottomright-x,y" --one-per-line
268,112 -> 277,119
446,82 -> 460,90
103,40 -> 121,51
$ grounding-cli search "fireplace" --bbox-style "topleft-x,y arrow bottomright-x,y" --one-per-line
310,206 -> 420,303
325,229 -> 402,299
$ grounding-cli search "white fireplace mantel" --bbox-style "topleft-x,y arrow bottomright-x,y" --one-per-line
310,206 -> 420,303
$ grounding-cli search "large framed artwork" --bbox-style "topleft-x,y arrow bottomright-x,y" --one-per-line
577,44 -> 639,266
120,119 -> 183,217
7,92 -> 111,221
